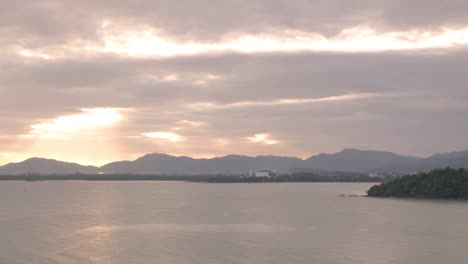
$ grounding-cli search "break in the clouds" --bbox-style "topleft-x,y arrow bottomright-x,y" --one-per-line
1,0 -> 468,165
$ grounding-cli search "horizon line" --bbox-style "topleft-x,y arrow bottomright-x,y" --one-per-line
3,148 -> 468,167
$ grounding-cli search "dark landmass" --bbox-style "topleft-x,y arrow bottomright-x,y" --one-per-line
0,172 -> 382,183
367,168 -> 468,199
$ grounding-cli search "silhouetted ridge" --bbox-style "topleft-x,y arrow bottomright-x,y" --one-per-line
2,149 -> 468,175
0,158 -> 98,175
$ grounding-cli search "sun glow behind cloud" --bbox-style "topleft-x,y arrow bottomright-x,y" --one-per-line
21,108 -> 124,140
247,133 -> 279,145
101,25 -> 468,57
15,23 -> 468,60
18,49 -> 52,59
141,132 -> 184,142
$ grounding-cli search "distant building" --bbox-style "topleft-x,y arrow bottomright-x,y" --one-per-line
249,170 -> 277,177
369,172 -> 385,179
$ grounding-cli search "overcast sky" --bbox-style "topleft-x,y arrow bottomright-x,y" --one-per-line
1,0 -> 468,165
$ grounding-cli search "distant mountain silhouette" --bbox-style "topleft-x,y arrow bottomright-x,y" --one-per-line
305,149 -> 422,173
1,149 -> 468,175
374,149 -> 468,173
0,158 -> 98,175
100,153 -> 303,175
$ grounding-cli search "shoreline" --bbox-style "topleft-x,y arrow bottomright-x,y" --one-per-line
0,173 -> 383,183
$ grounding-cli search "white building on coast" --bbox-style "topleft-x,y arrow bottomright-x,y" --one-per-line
249,170 -> 277,177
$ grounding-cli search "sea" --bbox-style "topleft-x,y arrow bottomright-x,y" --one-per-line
1,181 -> 468,264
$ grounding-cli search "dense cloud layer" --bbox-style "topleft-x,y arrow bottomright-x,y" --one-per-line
3,0 -> 468,43
1,0 -> 468,165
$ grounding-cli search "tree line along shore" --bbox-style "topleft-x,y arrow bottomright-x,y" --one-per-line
0,172 -> 382,182
367,168 -> 468,199
3,168 -> 468,200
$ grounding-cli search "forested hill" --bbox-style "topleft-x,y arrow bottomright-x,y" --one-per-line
367,168 -> 468,199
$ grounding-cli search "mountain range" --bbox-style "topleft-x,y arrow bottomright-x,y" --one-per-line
1,149 -> 468,175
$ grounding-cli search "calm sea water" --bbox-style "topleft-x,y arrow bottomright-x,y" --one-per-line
1,181 -> 468,264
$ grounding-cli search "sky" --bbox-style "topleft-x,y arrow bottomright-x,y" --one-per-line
1,0 -> 468,166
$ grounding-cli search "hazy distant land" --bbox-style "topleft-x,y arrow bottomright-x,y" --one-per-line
0,171 -> 383,183
1,149 -> 468,176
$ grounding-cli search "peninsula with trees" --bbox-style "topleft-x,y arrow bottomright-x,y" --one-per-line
367,168 -> 468,199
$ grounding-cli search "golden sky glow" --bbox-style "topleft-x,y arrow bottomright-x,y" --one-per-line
5,108 -> 128,165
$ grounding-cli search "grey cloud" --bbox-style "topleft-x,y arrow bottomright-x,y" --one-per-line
377,0 -> 468,30
6,49 -> 468,101
3,50 -> 468,108
2,0 -> 468,48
